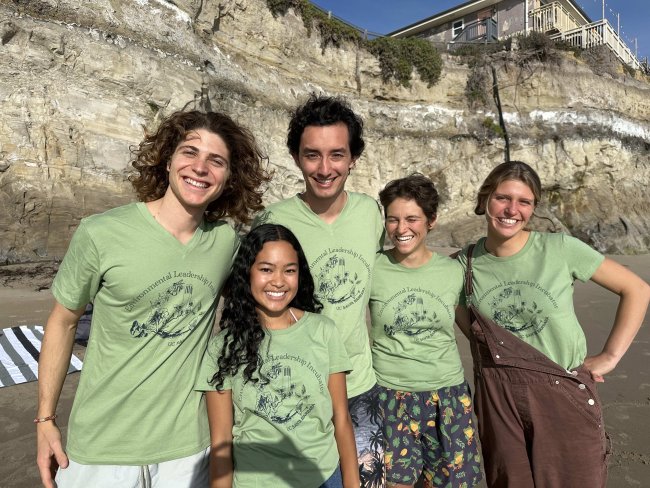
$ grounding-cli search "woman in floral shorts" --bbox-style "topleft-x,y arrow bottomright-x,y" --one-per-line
369,174 -> 482,487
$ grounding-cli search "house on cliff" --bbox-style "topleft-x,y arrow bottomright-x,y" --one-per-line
389,0 -> 640,69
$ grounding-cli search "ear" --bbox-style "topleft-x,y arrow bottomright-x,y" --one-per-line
428,216 -> 437,231
350,158 -> 357,171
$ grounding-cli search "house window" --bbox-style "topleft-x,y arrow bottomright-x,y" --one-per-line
452,20 -> 464,37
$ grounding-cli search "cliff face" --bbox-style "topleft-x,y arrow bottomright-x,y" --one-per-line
1,0 -> 649,265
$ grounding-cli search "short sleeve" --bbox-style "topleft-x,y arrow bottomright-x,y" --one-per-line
51,221 -> 101,310
562,234 -> 605,282
325,321 -> 353,375
194,333 -> 232,392
373,199 -> 385,251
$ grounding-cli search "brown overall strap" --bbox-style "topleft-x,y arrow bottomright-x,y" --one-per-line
464,244 -> 476,304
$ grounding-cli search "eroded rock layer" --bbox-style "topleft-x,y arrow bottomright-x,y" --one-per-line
1,0 -> 648,267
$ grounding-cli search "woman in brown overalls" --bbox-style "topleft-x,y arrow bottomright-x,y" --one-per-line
455,161 -> 650,488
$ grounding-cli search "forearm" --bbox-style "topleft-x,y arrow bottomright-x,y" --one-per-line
333,412 -> 360,488
600,283 -> 650,363
209,441 -> 233,488
586,259 -> 650,380
206,390 -> 234,488
38,303 -> 81,417
455,306 -> 472,339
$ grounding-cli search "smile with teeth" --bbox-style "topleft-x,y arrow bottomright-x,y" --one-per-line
184,177 -> 208,189
265,291 -> 287,298
314,176 -> 336,185
497,217 -> 519,225
395,235 -> 414,242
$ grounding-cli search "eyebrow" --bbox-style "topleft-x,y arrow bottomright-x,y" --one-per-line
494,192 -> 532,201
177,143 -> 229,162
301,146 -> 348,153
256,261 -> 299,267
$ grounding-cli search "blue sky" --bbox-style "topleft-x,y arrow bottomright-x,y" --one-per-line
312,0 -> 648,62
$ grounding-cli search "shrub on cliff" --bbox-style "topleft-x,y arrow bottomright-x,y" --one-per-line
265,0 -> 442,88
366,37 -> 442,87
266,0 -> 360,49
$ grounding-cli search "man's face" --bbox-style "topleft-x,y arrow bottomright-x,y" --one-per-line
165,129 -> 230,215
293,122 -> 356,207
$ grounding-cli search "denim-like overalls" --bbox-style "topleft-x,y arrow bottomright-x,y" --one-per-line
465,245 -> 610,488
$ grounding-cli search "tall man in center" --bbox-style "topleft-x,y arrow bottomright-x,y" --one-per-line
255,94 -> 385,487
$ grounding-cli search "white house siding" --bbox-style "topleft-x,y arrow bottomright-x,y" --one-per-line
415,0 -> 527,44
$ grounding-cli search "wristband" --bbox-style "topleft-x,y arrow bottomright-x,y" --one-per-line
33,414 -> 57,424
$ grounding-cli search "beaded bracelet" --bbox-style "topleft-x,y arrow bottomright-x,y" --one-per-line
33,414 -> 57,424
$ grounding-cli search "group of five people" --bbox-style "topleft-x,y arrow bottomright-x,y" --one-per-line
36,95 -> 650,488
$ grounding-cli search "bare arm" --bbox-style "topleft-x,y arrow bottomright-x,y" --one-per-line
455,305 -> 472,339
36,301 -> 85,488
329,372 -> 360,488
449,250 -> 472,339
584,258 -> 650,382
206,390 -> 234,488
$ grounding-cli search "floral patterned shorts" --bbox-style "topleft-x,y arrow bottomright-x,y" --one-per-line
378,381 -> 482,487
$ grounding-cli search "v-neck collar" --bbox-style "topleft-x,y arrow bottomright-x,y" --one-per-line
137,202 -> 205,252
293,192 -> 351,229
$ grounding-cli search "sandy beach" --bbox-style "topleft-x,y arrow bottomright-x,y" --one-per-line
1,253 -> 648,487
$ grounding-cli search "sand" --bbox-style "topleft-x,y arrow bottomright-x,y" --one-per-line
1,254 -> 648,487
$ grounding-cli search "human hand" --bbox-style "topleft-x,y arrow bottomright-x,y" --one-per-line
36,422 -> 68,488
583,352 -> 619,383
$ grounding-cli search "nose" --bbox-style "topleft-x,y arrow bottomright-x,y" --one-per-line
503,201 -> 518,215
397,220 -> 408,233
317,156 -> 332,175
270,270 -> 284,287
192,156 -> 209,174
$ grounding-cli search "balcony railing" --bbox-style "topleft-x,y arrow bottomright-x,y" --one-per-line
530,2 -> 580,34
550,19 -> 641,69
530,2 -> 639,69
450,17 -> 498,44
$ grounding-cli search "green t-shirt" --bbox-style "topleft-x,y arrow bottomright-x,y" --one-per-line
458,231 -> 604,370
52,202 -> 238,464
196,312 -> 351,488
253,192 -> 384,397
369,251 -> 466,391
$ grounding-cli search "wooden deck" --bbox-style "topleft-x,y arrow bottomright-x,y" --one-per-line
530,2 -> 641,69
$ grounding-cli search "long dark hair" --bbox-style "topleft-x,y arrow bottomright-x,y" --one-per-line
210,224 -> 322,389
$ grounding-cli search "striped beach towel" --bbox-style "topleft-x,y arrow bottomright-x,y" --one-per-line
0,325 -> 83,387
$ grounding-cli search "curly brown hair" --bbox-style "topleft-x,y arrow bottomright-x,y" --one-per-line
130,110 -> 271,225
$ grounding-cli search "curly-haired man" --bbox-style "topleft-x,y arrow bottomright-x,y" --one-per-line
36,110 -> 270,488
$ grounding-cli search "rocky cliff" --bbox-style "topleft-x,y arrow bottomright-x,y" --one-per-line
1,0 -> 649,270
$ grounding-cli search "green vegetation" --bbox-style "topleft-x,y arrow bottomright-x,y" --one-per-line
465,67 -> 490,107
366,37 -> 442,87
265,0 -> 442,87
266,0 -> 361,49
482,116 -> 505,137
449,42 -> 506,65
516,30 -> 556,62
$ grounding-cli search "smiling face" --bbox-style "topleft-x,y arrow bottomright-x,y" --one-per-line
293,122 -> 356,211
385,197 -> 435,264
165,128 -> 230,217
250,240 -> 299,327
485,179 -> 536,242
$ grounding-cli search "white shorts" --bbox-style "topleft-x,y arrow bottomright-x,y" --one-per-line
55,447 -> 209,488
